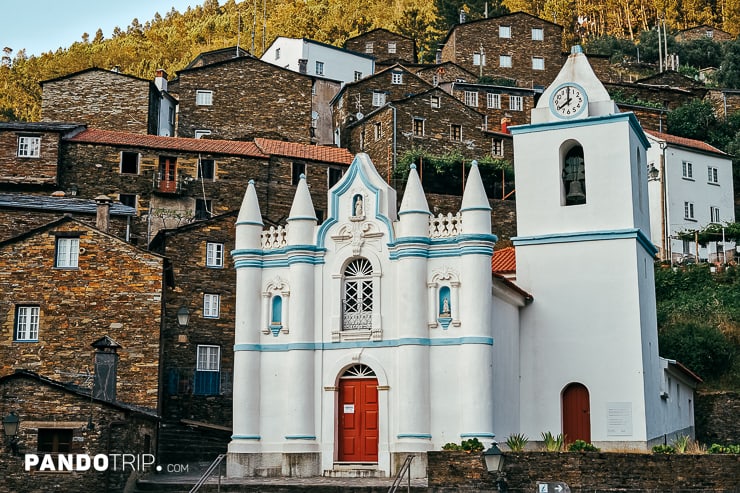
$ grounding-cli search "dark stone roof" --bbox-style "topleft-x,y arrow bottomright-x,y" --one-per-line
0,193 -> 136,216
0,122 -> 86,133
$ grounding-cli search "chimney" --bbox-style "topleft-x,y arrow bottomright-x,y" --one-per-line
94,195 -> 112,232
436,48 -> 442,64
459,9 -> 466,23
298,59 -> 308,74
91,336 -> 122,402
154,68 -> 168,91
112,65 -> 121,73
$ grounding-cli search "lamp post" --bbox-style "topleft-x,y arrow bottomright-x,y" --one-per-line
3,412 -> 20,455
176,306 -> 190,327
483,442 -> 506,491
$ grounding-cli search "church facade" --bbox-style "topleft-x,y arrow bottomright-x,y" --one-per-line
227,48 -> 699,479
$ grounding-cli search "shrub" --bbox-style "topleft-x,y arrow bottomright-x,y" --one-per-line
506,433 -> 529,452
652,444 -> 676,454
708,443 -> 740,454
568,439 -> 600,452
671,435 -> 691,453
442,438 -> 484,453
541,432 -> 564,452
442,442 -> 461,451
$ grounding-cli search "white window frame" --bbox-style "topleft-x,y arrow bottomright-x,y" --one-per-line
203,293 -> 221,318
194,130 -> 212,139
391,71 -> 403,84
15,306 -> 39,341
431,95 -> 441,109
532,57 -> 545,70
56,237 -> 79,268
372,91 -> 386,107
707,166 -> 718,183
509,95 -> 523,111
195,90 -> 213,106
354,71 -> 363,81
499,26 -> 511,38
206,242 -> 224,268
492,138 -> 504,156
315,61 -> 324,76
464,90 -> 479,107
413,117 -> 424,137
531,27 -> 544,40
487,93 -> 501,109
374,122 -> 383,141
196,345 -> 220,371
388,41 -> 397,54
473,53 -> 486,66
684,201 -> 695,219
450,124 -> 462,141
682,161 -> 693,179
499,55 -> 512,68
710,206 -> 720,223
365,42 -> 374,53
275,47 -> 281,60
17,136 -> 41,158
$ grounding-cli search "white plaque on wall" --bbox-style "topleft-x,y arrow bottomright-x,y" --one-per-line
606,402 -> 633,436
343,404 -> 355,414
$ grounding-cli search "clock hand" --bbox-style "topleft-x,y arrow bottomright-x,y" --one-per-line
557,97 -> 572,110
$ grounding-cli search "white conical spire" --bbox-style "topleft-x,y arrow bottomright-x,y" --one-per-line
236,180 -> 263,249
460,161 -> 491,235
399,164 -> 431,238
287,174 -> 317,245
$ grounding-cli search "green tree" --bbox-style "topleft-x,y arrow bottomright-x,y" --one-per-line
716,39 -> 740,89
676,37 -> 723,69
659,322 -> 734,380
666,99 -> 716,141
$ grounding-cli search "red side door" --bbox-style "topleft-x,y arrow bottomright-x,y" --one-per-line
562,383 -> 591,444
158,156 -> 177,192
338,378 -> 378,462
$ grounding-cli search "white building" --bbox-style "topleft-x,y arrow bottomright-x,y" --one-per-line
261,37 -> 375,85
646,131 -> 736,264
227,47 -> 700,479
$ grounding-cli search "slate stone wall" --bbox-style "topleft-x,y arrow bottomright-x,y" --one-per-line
695,391 -> 740,446
345,30 -> 417,64
0,130 -> 62,186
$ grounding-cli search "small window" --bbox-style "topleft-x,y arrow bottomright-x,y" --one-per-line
487,93 -> 501,109
197,345 -> 220,371
464,91 -> 478,107
707,166 -> 718,183
710,206 -> 720,223
194,130 -> 212,139
198,158 -> 215,180
275,47 -> 281,59
532,57 -> 545,70
473,53 -> 486,66
196,90 -> 213,106
684,201 -> 695,219
15,305 -> 39,341
374,122 -> 383,141
492,138 -> 504,157
391,71 -> 403,84
372,91 -> 386,107
509,95 -> 523,111
432,75 -> 439,86
17,136 -> 41,158
354,71 -> 363,81
37,428 -> 72,453
292,162 -> 306,185
168,107 -> 175,125
206,242 -> 224,268
119,194 -> 137,209
499,26 -> 511,38
388,41 -> 397,54
450,124 -> 462,141
203,294 -> 220,318
328,167 -> 344,188
342,258 -> 374,330
499,55 -> 512,68
531,27 -> 544,40
682,161 -> 693,179
431,95 -> 441,109
56,237 -> 79,268
120,151 -> 139,174
195,199 -> 212,220
413,117 -> 424,137
315,61 -> 324,75
365,42 -> 374,53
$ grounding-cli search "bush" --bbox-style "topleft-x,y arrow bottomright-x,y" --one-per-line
505,433 -> 529,452
659,322 -> 734,380
652,444 -> 676,454
541,432 -> 564,452
708,443 -> 740,454
671,435 -> 691,453
442,438 -> 484,453
568,439 -> 600,452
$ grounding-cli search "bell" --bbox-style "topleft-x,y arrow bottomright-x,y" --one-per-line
566,180 -> 586,202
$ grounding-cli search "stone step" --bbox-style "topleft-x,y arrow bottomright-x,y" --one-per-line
323,464 -> 387,478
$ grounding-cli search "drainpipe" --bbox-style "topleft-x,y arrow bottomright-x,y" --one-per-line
388,103 -> 397,171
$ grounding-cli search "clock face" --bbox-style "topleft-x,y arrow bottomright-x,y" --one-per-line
551,84 -> 587,118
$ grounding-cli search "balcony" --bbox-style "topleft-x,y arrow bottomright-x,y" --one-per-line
152,172 -> 193,195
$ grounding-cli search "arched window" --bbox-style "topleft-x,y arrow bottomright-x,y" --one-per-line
562,146 -> 586,206
343,258 -> 373,330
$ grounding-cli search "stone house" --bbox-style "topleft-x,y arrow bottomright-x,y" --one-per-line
442,80 -> 538,131
345,87 -> 487,172
0,216 -> 165,410
40,68 -> 172,136
0,370 -> 158,493
344,28 -> 417,65
706,88 -> 740,119
674,25 -> 735,42
413,61 -> 478,87
331,64 -> 433,147
439,12 -> 564,89
0,122 -> 85,191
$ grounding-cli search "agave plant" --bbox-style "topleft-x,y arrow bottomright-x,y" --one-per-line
671,434 -> 691,453
541,431 -> 565,452
505,433 -> 529,452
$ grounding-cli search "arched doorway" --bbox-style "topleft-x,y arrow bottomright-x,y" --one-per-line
562,383 -> 591,444
337,364 -> 378,462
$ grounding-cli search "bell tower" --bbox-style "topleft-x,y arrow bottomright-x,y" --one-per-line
510,46 -> 662,448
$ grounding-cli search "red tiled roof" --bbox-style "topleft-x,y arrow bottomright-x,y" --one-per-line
648,131 -> 727,156
68,129 -> 268,158
491,246 -> 516,273
254,138 -> 353,165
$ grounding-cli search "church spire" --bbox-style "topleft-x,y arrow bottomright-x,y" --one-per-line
398,164 -> 431,238
287,174 -> 317,245
460,160 -> 491,235
236,179 -> 263,250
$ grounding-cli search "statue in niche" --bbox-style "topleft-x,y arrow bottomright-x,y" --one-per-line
354,195 -> 363,217
441,296 -> 451,317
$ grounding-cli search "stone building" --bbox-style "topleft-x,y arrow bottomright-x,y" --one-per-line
706,88 -> 740,119
40,68 -> 171,136
413,61 -> 478,87
0,216 -> 165,409
674,25 -> 735,42
442,80 -> 538,131
344,28 -> 417,65
439,12 -> 564,89
0,370 -> 158,493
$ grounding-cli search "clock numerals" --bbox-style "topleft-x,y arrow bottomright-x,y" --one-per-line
552,85 -> 586,118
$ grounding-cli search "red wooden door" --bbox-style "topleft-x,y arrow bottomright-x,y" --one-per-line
158,157 -> 177,192
338,378 -> 378,462
562,383 -> 591,444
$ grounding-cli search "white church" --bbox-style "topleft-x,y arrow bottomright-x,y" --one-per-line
226,47 -> 700,479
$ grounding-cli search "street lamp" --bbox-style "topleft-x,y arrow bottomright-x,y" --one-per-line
176,306 -> 191,327
483,441 -> 505,472
3,412 -> 20,455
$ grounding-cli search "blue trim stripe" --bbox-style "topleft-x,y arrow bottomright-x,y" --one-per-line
287,216 -> 318,222
399,209 -> 433,216
234,336 -> 494,352
285,435 -> 317,440
460,433 -> 496,438
460,205 -> 492,212
397,434 -> 432,439
235,220 -> 264,226
234,256 -> 325,268
231,435 -> 261,440
512,228 -> 658,256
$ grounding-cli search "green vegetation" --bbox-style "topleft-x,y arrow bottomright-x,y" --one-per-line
567,440 -> 600,452
652,444 -> 676,454
541,432 -> 564,452
441,437 -> 485,452
505,433 -> 529,452
707,443 -> 740,454
671,435 -> 691,453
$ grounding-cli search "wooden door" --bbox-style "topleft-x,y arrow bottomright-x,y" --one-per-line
158,157 -> 177,192
562,383 -> 591,444
338,377 -> 378,462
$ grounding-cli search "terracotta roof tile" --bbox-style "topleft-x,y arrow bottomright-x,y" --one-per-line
68,129 -> 268,158
254,138 -> 353,165
648,131 -> 727,156
491,246 -> 516,273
